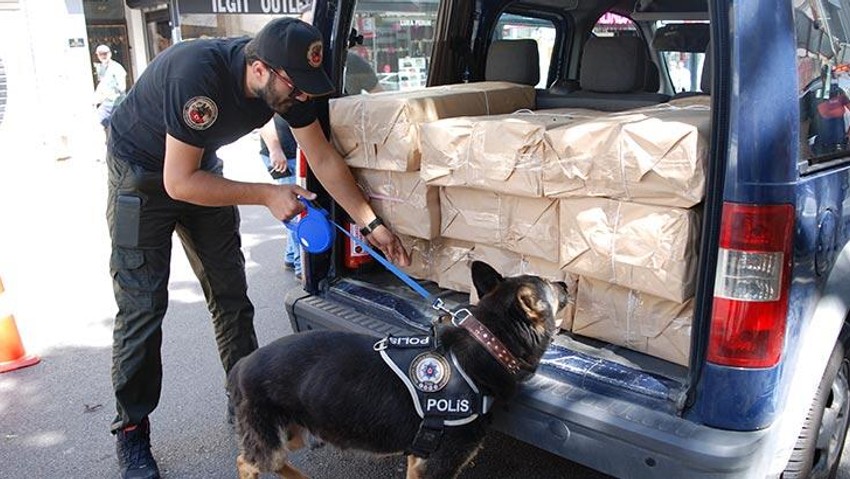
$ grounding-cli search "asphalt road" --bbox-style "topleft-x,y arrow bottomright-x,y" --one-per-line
2,133 -> 850,478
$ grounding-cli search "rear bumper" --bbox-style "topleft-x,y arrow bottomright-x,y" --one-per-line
286,290 -> 776,479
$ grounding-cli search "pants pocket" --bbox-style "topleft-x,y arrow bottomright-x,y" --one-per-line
114,194 -> 142,247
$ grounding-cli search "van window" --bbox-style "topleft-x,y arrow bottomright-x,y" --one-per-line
349,0 -> 440,93
492,13 -> 557,88
797,0 -> 850,162
591,11 -> 638,37
652,21 -> 709,94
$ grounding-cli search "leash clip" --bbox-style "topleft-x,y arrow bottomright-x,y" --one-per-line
451,308 -> 473,327
431,298 -> 451,315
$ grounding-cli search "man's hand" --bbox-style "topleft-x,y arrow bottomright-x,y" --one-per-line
265,184 -> 316,221
269,149 -> 289,174
366,225 -> 411,267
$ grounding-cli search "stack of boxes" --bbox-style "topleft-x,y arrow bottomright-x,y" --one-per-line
331,83 -> 711,366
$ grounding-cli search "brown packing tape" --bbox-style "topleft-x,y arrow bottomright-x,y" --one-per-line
440,187 -> 560,261
330,82 -> 536,172
353,168 -> 441,239
398,235 -> 439,282
559,197 -> 699,303
420,111 -> 580,197
435,238 -> 476,293
572,277 -> 692,366
542,104 -> 710,207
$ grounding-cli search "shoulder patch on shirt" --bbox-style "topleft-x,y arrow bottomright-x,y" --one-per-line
183,96 -> 218,130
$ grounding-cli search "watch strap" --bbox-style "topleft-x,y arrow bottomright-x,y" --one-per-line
359,216 -> 384,236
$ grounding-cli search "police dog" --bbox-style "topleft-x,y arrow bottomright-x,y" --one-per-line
227,261 -> 568,479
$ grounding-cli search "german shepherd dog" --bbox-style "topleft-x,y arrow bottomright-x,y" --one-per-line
227,261 -> 569,479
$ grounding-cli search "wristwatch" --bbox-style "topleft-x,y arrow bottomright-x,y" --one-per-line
359,216 -> 384,236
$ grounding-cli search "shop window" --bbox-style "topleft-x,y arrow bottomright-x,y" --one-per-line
492,13 -> 556,89
348,0 -> 440,93
797,0 -> 850,162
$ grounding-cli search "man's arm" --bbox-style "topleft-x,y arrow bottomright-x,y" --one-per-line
162,134 -> 313,220
291,120 -> 410,266
259,119 -> 289,173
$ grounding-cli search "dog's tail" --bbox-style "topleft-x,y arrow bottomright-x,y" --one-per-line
228,362 -> 290,471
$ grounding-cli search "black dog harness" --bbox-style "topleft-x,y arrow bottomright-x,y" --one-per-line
374,334 -> 493,457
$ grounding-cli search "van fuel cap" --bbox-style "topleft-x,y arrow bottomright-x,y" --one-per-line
283,197 -> 335,254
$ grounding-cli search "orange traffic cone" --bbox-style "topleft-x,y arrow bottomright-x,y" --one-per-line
0,276 -> 39,373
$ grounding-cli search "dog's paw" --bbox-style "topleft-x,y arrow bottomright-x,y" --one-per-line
307,435 -> 326,450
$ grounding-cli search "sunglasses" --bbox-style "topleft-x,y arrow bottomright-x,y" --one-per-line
266,64 -> 303,99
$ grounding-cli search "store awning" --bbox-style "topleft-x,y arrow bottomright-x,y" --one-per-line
126,0 -> 167,8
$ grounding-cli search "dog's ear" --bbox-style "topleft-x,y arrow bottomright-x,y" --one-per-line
517,285 -> 547,331
471,261 -> 503,299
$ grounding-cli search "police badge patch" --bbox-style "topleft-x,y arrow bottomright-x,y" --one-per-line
409,352 -> 451,393
307,41 -> 323,68
183,96 -> 218,130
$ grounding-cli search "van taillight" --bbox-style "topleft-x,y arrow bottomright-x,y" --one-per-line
707,203 -> 794,368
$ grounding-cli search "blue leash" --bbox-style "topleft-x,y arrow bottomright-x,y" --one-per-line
330,222 -> 451,313
287,197 -> 455,316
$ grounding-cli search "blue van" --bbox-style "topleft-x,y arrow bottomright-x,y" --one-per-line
286,0 -> 850,477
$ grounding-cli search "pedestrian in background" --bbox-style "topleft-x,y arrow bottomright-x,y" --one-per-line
259,114 -> 302,278
105,17 -> 409,479
93,44 -> 127,132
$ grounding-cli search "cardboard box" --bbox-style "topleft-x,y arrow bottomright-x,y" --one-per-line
397,236 -> 476,291
467,244 -> 576,330
435,238 -> 476,292
398,235 -> 438,283
420,111 -> 583,197
354,168 -> 440,239
559,198 -> 699,303
572,277 -> 693,366
440,187 -> 560,261
542,104 -> 710,208
330,81 -> 536,172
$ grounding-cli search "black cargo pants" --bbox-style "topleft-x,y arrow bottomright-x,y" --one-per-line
106,150 -> 258,433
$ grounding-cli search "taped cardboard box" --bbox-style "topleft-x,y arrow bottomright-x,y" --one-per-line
420,111 -> 586,197
330,81 -> 536,172
542,104 -> 710,208
435,238 -> 476,293
440,187 -> 560,261
354,168 -> 440,239
397,236 -> 475,291
572,277 -> 693,366
559,197 -> 699,303
467,244 -> 577,330
398,235 -> 438,283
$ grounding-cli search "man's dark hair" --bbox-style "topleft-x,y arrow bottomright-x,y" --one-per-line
244,38 -> 261,65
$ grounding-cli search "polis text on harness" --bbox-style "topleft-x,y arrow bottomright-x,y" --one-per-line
374,334 -> 493,457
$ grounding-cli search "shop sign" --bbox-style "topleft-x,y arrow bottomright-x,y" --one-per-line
179,0 -> 309,14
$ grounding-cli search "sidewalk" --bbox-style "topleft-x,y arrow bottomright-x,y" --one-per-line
0,129 -> 300,478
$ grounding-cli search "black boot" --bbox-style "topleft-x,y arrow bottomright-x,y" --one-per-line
115,417 -> 161,479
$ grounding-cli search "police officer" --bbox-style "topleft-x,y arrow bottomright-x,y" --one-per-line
106,17 -> 410,479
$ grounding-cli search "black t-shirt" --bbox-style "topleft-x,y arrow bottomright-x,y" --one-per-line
259,114 -> 298,159
109,37 -> 317,171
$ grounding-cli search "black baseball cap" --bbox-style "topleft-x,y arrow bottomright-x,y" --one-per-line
254,17 -> 334,96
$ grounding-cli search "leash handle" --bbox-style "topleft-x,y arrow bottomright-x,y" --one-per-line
332,223 -> 437,304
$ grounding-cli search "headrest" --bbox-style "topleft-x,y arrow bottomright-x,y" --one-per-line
644,61 -> 660,92
580,36 -> 648,93
485,39 -> 540,86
